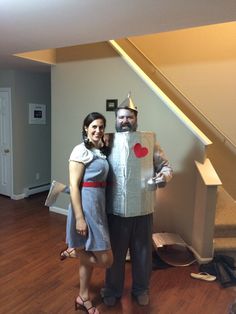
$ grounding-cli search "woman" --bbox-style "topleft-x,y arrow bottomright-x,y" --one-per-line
66,112 -> 113,314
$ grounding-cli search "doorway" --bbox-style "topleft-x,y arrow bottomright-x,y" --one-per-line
0,88 -> 13,197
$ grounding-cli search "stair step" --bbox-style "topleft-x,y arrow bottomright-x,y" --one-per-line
214,237 -> 236,251
214,225 -> 236,237
215,186 -> 236,226
214,186 -> 236,238
214,237 -> 236,262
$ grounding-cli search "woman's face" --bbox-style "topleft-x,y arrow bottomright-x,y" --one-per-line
85,118 -> 105,146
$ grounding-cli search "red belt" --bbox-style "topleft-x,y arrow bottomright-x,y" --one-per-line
81,181 -> 107,188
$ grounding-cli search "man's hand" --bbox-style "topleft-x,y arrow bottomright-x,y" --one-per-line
157,180 -> 166,188
154,174 -> 166,188
103,134 -> 110,146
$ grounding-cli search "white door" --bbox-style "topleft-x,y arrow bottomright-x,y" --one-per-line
0,88 -> 13,197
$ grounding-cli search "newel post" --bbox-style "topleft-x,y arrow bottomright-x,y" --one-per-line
191,158 -> 222,262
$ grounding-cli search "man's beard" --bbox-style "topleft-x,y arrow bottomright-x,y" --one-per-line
115,121 -> 137,132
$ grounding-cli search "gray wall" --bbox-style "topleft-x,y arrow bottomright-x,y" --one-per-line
0,69 -> 51,195
51,47 -> 208,246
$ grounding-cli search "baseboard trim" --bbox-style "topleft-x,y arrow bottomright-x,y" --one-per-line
11,193 -> 26,200
24,184 -> 50,197
11,184 -> 50,200
49,206 -> 68,216
189,246 -> 214,264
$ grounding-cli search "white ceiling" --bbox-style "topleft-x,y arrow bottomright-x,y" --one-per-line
0,0 -> 236,71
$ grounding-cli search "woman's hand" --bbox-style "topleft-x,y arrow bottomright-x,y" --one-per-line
76,217 -> 88,236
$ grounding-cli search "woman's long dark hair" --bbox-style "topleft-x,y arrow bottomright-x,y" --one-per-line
82,112 -> 110,156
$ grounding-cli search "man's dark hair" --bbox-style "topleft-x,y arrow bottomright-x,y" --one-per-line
115,107 -> 138,118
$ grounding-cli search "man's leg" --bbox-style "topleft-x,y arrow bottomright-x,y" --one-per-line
130,214 -> 153,306
101,215 -> 131,306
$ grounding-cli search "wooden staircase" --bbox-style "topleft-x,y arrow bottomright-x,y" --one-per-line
214,186 -> 236,261
110,39 -> 236,262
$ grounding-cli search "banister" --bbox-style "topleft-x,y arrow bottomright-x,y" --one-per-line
126,38 -> 236,151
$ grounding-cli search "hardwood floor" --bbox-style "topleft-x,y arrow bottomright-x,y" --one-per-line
0,192 -> 235,314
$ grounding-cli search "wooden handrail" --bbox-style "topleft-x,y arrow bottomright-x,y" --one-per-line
126,38 -> 236,151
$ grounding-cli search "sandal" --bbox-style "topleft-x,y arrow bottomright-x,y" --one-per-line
60,248 -> 78,261
75,295 -> 99,314
190,272 -> 216,282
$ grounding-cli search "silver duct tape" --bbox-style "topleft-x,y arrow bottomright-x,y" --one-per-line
106,131 -> 156,217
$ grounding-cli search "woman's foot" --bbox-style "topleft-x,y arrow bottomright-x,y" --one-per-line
75,295 -> 99,313
60,248 -> 78,261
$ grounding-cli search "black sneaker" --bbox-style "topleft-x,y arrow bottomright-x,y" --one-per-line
103,296 -> 117,306
133,293 -> 149,306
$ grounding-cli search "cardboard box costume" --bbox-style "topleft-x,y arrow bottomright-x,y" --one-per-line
106,131 -> 156,217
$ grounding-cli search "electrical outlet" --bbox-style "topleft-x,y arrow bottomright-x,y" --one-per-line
36,172 -> 40,180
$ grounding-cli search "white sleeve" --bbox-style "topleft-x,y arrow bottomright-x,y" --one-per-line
69,143 -> 93,165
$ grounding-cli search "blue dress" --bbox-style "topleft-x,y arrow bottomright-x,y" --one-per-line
66,143 -> 110,251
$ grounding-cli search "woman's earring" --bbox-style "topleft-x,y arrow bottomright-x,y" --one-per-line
84,132 -> 90,144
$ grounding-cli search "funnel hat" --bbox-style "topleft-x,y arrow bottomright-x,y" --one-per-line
118,92 -> 138,113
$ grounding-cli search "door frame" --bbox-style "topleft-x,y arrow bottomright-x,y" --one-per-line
0,87 -> 13,198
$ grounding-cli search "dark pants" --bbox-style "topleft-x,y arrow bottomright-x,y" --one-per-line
104,213 -> 153,297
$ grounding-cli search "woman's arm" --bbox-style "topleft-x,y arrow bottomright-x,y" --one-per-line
69,160 -> 87,236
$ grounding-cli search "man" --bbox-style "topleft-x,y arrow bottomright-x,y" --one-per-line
101,94 -> 173,306
45,94 -> 173,306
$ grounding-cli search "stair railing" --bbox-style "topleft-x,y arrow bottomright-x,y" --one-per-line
126,38 -> 236,153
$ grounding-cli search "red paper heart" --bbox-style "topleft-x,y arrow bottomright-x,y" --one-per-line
133,143 -> 149,158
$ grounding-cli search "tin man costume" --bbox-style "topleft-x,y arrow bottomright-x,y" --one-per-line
101,94 -> 173,306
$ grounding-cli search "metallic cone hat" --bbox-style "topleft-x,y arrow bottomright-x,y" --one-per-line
118,92 -> 138,112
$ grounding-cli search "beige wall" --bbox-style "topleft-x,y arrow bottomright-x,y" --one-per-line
51,43 -> 210,248
129,21 -> 236,145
